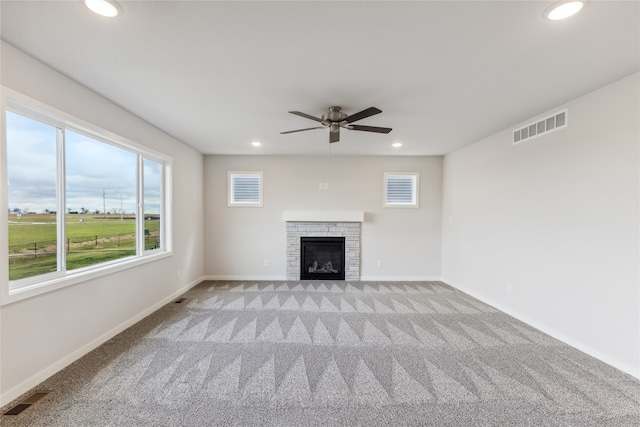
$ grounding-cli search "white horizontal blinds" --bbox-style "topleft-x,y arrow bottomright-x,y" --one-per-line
385,173 -> 418,207
387,176 -> 414,203
233,176 -> 260,202
229,172 -> 262,206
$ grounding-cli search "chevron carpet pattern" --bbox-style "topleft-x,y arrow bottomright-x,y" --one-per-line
3,280 -> 640,426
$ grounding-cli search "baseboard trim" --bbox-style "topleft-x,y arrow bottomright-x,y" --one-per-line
360,276 -> 443,281
204,275 -> 288,281
204,275 -> 443,282
0,275 -> 206,407
442,277 -> 640,380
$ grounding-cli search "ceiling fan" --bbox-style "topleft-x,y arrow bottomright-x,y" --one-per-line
280,106 -> 392,143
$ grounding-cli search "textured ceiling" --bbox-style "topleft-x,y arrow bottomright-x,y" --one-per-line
1,1 -> 638,156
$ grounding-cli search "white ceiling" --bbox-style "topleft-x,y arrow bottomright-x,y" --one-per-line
1,1 -> 638,156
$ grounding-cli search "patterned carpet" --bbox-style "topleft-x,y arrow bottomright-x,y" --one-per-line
3,280 -> 640,426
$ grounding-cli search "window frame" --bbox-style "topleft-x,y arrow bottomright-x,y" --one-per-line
228,171 -> 263,207
383,172 -> 420,208
2,90 -> 173,305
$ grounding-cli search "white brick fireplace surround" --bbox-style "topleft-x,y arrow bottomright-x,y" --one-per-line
284,211 -> 363,281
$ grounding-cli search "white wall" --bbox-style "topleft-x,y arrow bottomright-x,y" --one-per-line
0,42 -> 206,404
204,155 -> 442,280
441,73 -> 639,377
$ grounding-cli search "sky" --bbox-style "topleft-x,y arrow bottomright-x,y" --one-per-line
6,111 -> 161,215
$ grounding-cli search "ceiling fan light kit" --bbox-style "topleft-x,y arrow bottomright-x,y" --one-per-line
281,106 -> 392,143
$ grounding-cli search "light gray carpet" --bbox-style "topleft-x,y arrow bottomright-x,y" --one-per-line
2,280 -> 640,426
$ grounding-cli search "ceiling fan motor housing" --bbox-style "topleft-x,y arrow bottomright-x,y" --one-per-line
322,106 -> 348,124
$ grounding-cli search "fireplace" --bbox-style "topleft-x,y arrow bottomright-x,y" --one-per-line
284,213 -> 362,281
300,237 -> 345,280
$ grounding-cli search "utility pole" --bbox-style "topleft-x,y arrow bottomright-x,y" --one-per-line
102,188 -> 106,218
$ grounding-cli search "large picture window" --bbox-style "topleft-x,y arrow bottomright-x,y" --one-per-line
5,100 -> 170,293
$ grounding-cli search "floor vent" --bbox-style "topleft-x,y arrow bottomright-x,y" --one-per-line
513,108 -> 567,144
3,391 -> 51,416
175,297 -> 186,304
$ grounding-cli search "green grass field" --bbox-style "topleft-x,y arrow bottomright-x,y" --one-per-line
8,214 -> 160,281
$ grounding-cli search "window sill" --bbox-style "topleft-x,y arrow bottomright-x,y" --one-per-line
2,251 -> 173,306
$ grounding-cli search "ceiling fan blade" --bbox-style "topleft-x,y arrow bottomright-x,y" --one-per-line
349,124 -> 392,134
280,127 -> 325,134
289,111 -> 324,123
344,107 -> 382,124
329,129 -> 340,143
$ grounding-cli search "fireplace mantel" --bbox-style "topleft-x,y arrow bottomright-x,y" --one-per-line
282,211 -> 364,223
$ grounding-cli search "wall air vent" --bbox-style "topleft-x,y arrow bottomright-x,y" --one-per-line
513,109 -> 567,144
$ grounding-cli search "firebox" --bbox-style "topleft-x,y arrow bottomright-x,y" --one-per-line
300,237 -> 345,280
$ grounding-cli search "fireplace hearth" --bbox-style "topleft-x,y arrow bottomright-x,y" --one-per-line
300,237 -> 345,280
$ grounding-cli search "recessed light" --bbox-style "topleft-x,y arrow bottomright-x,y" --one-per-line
251,141 -> 262,147
85,0 -> 121,18
546,1 -> 586,21
392,142 -> 403,148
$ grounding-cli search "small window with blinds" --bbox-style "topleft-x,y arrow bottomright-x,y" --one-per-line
228,171 -> 263,207
384,172 -> 419,208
